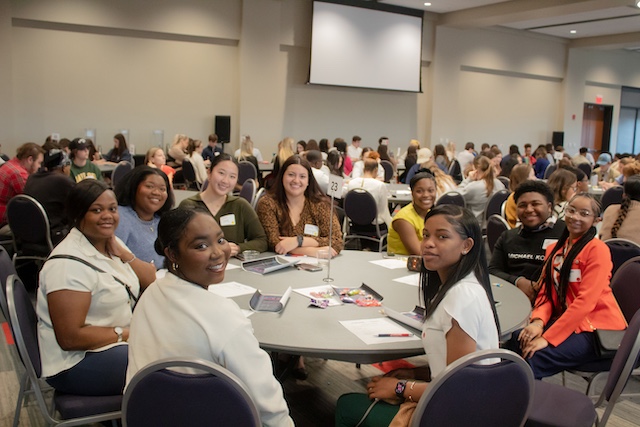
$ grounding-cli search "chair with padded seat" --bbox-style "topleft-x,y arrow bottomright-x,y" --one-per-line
526,308 -> 640,427
484,189 -> 510,223
448,159 -> 462,184
410,349 -> 534,427
252,187 -> 266,210
0,245 -> 17,322
486,214 -> 509,254
543,164 -> 557,180
239,179 -> 257,205
380,160 -> 394,183
237,161 -> 258,186
343,189 -> 387,252
600,186 -> 624,214
605,238 -> 640,277
122,357 -> 260,427
180,159 -> 201,191
577,163 -> 592,180
436,191 -> 466,208
6,274 -> 122,427
7,194 -> 54,267
111,161 -> 133,188
497,176 -> 510,189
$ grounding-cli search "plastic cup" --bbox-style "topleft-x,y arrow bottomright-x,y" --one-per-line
316,249 -> 330,267
243,250 -> 260,261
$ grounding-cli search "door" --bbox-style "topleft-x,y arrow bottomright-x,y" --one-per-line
582,103 -> 613,153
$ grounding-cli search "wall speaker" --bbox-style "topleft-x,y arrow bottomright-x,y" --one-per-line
552,131 -> 564,147
215,116 -> 231,143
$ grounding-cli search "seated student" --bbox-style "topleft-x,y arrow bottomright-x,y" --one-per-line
548,169 -> 577,220
351,148 -> 384,180
256,154 -> 343,257
346,158 -> 393,230
306,149 -> 330,194
387,172 -> 436,255
104,133 -> 132,164
511,193 -> 626,379
456,155 -> 505,226
68,138 -> 103,183
126,208 -> 293,427
503,163 -> 534,228
335,205 -> 499,427
600,175 -> 640,244
489,181 -> 564,302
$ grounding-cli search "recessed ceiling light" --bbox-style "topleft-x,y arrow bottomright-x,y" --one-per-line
424,2 -> 432,6
570,30 -> 577,34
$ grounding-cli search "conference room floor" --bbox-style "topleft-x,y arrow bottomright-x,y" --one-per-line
2,309 -> 640,427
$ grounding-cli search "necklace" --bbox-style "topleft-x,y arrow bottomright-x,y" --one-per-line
135,212 -> 155,232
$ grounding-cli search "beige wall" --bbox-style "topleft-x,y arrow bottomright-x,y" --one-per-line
2,0 -> 640,159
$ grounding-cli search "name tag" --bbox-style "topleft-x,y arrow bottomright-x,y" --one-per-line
219,214 -> 236,226
304,224 -> 319,237
569,269 -> 582,282
542,239 -> 558,250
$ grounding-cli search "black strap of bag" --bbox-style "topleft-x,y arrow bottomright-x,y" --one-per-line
47,254 -> 139,309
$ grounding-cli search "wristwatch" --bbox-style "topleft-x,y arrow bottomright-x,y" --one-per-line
297,235 -> 304,247
395,380 -> 407,399
114,326 -> 124,343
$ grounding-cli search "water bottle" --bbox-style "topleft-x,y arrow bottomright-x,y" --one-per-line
590,173 -> 598,187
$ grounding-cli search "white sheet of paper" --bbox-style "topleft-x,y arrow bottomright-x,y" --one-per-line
225,263 -> 241,271
369,258 -> 408,269
294,285 -> 341,306
208,281 -> 256,298
242,309 -> 253,318
393,273 -> 420,287
339,318 -> 421,345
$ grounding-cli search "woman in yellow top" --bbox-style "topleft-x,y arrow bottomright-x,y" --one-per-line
387,172 -> 436,255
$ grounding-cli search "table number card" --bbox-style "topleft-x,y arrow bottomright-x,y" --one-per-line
327,174 -> 344,199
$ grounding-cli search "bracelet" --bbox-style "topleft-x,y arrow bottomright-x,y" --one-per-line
408,381 -> 416,402
123,253 -> 136,264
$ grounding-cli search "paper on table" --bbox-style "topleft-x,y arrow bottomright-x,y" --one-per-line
294,285 -> 341,306
393,274 -> 420,287
241,309 -> 253,318
339,318 -> 421,345
369,258 -> 407,269
209,281 -> 256,298
225,263 -> 241,271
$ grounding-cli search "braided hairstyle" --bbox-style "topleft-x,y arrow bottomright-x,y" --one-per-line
611,175 -> 640,238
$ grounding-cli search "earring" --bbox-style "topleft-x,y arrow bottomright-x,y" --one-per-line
172,262 -> 179,271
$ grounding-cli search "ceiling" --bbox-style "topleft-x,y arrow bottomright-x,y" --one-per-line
377,0 -> 640,53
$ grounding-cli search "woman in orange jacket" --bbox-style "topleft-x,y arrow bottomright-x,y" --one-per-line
516,192 -> 626,379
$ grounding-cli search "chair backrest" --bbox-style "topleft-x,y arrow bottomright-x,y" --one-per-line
343,189 -> 377,227
577,162 -> 592,178
497,176 -> 510,189
485,189 -> 510,221
436,191 -> 466,208
132,154 -> 146,167
237,161 -> 258,185
7,194 -> 53,258
252,187 -> 266,210
605,238 -> 640,278
410,349 -> 534,427
123,357 -> 261,427
180,159 -> 198,187
380,160 -> 394,183
601,186 -> 624,213
111,161 -> 133,188
543,163 -> 557,180
486,214 -> 509,254
610,255 -> 640,323
238,179 -> 257,205
0,246 -> 17,322
448,160 -> 462,183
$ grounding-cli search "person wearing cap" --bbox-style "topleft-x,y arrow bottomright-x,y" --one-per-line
69,138 -> 103,183
0,142 -> 45,228
404,147 -> 433,183
24,149 -> 75,246
594,152 -> 619,183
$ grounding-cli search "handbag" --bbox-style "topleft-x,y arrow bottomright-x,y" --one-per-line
594,328 -> 626,359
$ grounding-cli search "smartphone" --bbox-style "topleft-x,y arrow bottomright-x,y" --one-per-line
297,263 -> 322,272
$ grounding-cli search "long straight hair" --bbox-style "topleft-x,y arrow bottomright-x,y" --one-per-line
419,205 -> 500,335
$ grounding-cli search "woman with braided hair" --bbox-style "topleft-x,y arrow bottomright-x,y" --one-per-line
600,175 -> 640,244
511,193 -> 626,379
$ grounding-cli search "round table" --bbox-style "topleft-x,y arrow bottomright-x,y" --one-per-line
222,250 -> 530,364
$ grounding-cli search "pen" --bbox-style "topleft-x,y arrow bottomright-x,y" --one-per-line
376,333 -> 413,337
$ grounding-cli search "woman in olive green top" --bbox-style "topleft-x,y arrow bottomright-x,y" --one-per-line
179,153 -> 267,256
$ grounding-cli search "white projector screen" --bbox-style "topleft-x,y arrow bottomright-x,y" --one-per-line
309,1 -> 422,92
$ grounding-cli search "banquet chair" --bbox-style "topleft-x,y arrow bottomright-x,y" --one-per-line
6,274 -> 122,427
577,163 -> 592,179
343,189 -> 387,252
111,161 -> 133,188
410,349 -> 534,427
252,187 -> 266,210
237,161 -> 258,186
605,238 -> 640,277
448,159 -> 462,184
7,194 -> 54,266
600,186 -> 624,213
239,179 -> 257,205
543,164 -> 557,180
436,191 -> 466,208
0,245 -> 17,322
123,357 -> 260,427
180,159 -> 201,191
526,308 -> 640,427
380,160 -> 394,183
486,214 -> 509,254
484,189 -> 510,223
497,176 -> 510,189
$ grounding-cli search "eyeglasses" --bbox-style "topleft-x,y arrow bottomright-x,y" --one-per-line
565,206 -> 593,218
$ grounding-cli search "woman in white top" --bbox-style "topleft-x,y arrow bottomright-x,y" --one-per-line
547,168 -> 577,220
346,158 -> 393,228
126,208 -> 293,427
457,155 -> 505,226
335,205 -> 500,427
351,148 -> 384,180
37,180 -> 156,395
186,138 -> 208,185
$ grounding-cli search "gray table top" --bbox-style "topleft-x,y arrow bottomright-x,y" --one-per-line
222,250 -> 530,364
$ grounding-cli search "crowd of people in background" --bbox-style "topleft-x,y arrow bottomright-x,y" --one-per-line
2,129 -> 640,427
